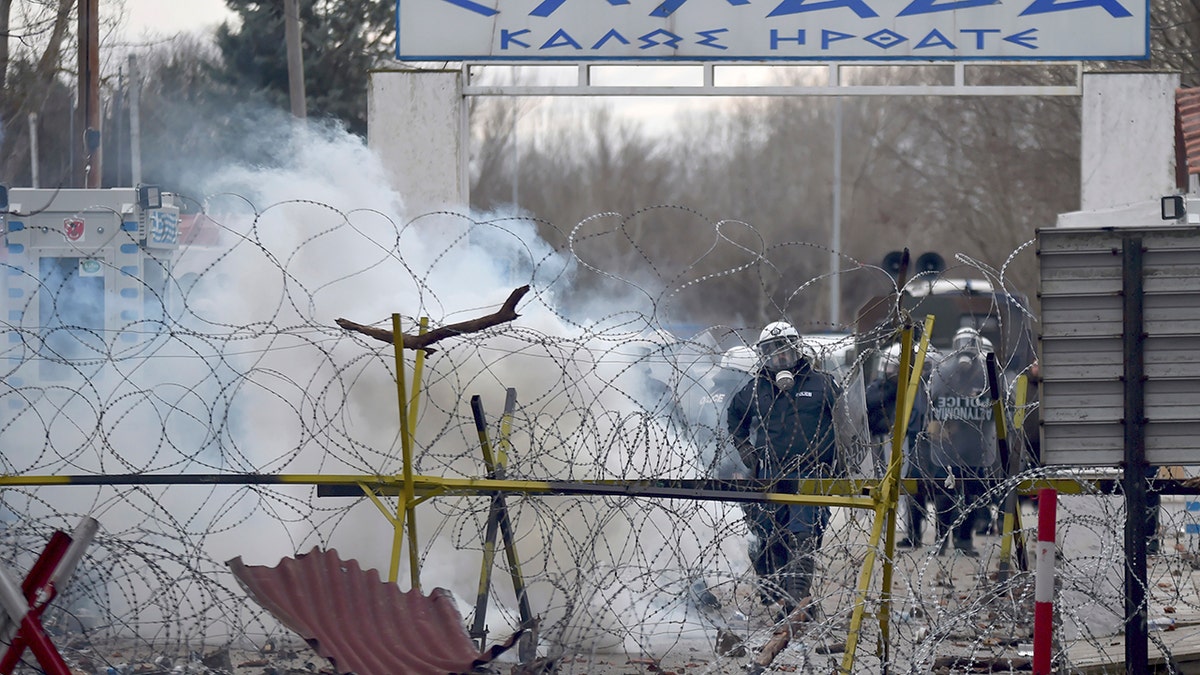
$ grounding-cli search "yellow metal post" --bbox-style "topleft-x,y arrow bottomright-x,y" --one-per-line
876,327 -> 911,664
900,316 -> 936,433
409,318 -> 428,438
389,313 -> 422,590
842,326 -> 911,674
470,394 -> 504,649
842,318 -> 933,674
998,374 -> 1030,580
469,390 -> 536,660
1013,375 -> 1029,430
496,387 -> 514,471
361,482 -> 403,530
406,318 -> 428,588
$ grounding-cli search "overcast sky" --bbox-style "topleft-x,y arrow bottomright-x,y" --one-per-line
117,0 -> 234,39
102,0 -> 703,135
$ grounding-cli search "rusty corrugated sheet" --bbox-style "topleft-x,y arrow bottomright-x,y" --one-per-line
228,548 -> 515,675
178,213 -> 222,246
1180,87 -> 1200,175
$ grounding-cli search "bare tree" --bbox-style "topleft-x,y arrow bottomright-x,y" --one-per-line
1076,0 -> 1197,86
0,0 -> 11,94
464,16 -> 1189,332
1,0 -> 77,186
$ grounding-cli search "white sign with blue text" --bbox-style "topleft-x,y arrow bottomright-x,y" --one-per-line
396,0 -> 1147,61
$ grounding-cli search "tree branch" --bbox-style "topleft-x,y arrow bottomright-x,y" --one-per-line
335,285 -> 530,354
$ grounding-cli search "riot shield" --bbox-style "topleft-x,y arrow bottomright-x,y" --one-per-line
834,367 -> 872,478
926,351 -> 999,472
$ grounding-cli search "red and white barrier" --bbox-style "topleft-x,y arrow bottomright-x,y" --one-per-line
1034,488 -> 1058,675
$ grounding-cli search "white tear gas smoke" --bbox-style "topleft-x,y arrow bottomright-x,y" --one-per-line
185,131 -> 765,651
8,117 -> 1148,675
0,120 -> 815,653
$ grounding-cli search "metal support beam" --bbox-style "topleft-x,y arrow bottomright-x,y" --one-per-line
462,61 -> 1083,97
1122,235 -> 1148,673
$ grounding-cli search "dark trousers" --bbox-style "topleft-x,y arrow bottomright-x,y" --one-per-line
904,449 -> 939,543
747,503 -> 827,604
933,467 -> 987,548
905,478 -> 936,542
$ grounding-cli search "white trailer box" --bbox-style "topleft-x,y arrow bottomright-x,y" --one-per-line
1,188 -> 179,386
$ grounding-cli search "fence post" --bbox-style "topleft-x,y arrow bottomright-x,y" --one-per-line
1034,488 -> 1057,675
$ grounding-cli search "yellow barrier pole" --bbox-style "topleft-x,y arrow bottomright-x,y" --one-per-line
843,317 -> 933,674
495,389 -> 537,662
876,327 -> 912,665
0,471 -> 1113,497
879,319 -> 934,663
843,325 -> 912,675
389,313 -> 421,590
360,482 -> 403,530
470,394 -> 504,649
497,387 -> 515,471
1013,374 -> 1029,429
404,318 -> 428,589
901,316 -> 936,434
998,374 -> 1030,581
408,317 -> 428,439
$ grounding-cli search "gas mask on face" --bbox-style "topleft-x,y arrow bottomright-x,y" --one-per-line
774,369 -> 795,390
759,338 -> 799,391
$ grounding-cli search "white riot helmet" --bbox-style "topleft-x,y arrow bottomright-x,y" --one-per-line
952,326 -> 993,353
951,326 -> 993,370
757,322 -> 803,370
880,342 -> 903,378
720,345 -> 758,373
882,341 -> 942,378
922,344 -> 944,371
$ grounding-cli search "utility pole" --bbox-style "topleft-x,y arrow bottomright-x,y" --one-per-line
129,54 -> 142,186
829,96 -> 843,328
28,113 -> 39,188
284,0 -> 307,121
77,0 -> 101,188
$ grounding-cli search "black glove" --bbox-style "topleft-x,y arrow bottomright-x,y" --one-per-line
735,439 -> 758,472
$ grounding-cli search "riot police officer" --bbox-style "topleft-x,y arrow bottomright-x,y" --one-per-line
728,321 -> 842,620
926,327 -> 999,556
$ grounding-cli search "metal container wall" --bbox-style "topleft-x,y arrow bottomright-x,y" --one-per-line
1038,225 -> 1200,466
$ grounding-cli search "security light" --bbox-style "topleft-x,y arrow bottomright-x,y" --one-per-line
1161,194 -> 1185,220
137,185 -> 162,210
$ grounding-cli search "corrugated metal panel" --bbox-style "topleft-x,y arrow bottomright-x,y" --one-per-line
1038,226 -> 1200,466
228,548 -> 516,675
1180,87 -> 1200,175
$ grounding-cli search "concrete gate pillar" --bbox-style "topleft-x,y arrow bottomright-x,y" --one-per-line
1080,71 -> 1180,211
368,68 -> 469,215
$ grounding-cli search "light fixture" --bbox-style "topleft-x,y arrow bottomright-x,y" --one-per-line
137,184 -> 162,210
1161,194 -> 1185,220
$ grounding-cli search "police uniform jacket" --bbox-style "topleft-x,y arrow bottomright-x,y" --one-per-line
726,358 -> 842,479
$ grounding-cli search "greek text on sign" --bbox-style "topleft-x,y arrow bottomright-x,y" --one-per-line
395,0 -> 1147,60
